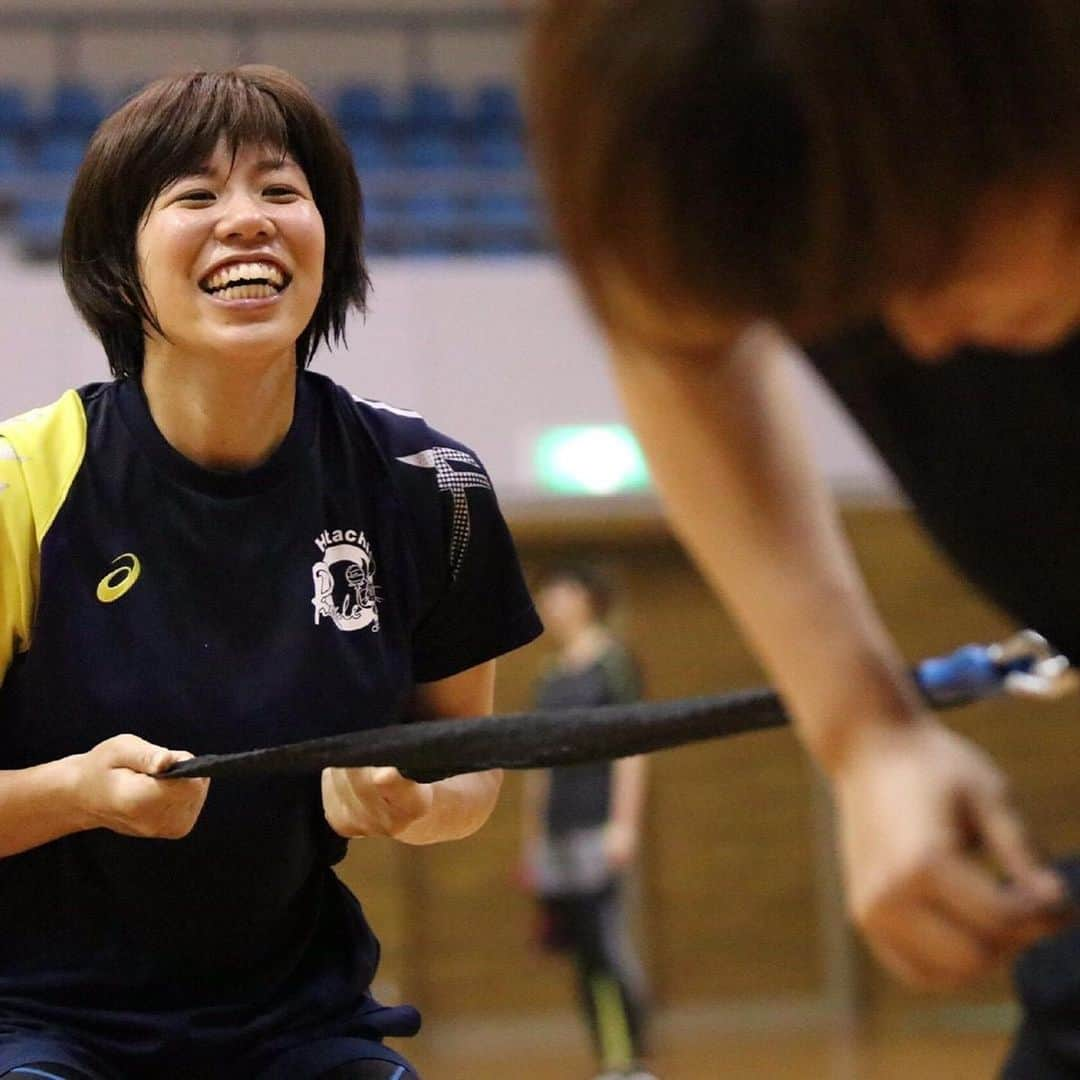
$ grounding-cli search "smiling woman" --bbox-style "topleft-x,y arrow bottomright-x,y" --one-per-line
0,67 -> 542,1080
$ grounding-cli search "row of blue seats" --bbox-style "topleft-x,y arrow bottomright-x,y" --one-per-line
0,129 -> 528,181
0,80 -> 523,138
8,192 -> 545,260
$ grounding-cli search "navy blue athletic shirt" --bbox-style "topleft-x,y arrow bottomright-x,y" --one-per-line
808,323 -> 1080,663
807,323 -> 1080,1073
0,370 -> 541,1069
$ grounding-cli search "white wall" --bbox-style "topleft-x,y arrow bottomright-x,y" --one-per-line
0,247 -> 894,507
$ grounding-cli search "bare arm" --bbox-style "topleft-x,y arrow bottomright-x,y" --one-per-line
0,757 -> 92,858
521,768 -> 550,849
612,323 -> 1067,987
0,737 -> 208,859
605,754 -> 648,869
616,324 -> 917,769
322,660 -> 503,845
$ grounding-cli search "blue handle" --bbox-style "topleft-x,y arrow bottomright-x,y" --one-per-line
915,644 -> 1012,707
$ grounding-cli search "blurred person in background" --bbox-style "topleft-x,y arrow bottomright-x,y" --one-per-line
0,66 -> 540,1080
522,563 -> 654,1080
528,3 -> 1080,1076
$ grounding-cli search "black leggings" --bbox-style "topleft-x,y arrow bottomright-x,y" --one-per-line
3,1060 -> 412,1080
543,882 -> 650,1072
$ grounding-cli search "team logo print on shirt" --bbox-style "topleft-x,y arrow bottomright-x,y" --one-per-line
311,528 -> 380,633
96,553 -> 141,603
396,447 -> 492,580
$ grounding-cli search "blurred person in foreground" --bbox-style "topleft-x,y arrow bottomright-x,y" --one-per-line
522,564 -> 653,1080
528,4 -> 1080,1075
0,66 -> 540,1079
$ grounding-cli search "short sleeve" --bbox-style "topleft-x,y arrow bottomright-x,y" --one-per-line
0,436 -> 36,683
0,390 -> 88,685
599,643 -> 643,705
398,443 -> 542,684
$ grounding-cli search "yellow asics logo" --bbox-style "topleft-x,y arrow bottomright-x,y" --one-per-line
96,553 -> 141,603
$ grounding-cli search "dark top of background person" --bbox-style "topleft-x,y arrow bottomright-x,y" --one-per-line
809,320 -> 1080,663
527,1 -> 1080,351
533,562 -> 642,836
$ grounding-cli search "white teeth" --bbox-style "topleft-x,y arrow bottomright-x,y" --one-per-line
211,283 -> 279,301
201,261 -> 285,292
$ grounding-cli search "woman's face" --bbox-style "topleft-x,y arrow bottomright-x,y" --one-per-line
603,181 -> 1080,366
136,138 -> 326,368
883,183 -> 1080,361
537,579 -> 596,644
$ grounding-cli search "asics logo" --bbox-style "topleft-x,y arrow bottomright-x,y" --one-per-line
97,553 -> 141,603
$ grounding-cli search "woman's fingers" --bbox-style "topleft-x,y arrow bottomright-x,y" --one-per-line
967,780 -> 1068,908
861,853 -> 1074,991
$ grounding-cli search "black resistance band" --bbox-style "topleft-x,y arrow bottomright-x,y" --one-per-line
164,632 -> 1074,783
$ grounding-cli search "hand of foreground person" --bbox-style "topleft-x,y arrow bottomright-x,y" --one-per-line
322,764 -> 434,839
833,715 -> 1073,990
74,733 -> 209,839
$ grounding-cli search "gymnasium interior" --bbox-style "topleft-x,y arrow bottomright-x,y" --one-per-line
2,3 -> 1076,1077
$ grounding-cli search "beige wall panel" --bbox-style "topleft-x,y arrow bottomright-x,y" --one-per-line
77,30 -> 235,94
253,30 -> 408,96
426,29 -> 521,87
0,32 -> 57,94
4,1 -> 521,13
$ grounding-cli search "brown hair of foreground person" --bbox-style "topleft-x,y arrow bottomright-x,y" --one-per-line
526,1 -> 1080,347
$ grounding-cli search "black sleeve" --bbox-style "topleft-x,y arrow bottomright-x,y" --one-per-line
599,643 -> 643,705
401,441 -> 542,684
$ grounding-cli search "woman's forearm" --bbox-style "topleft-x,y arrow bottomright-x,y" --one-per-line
610,755 -> 648,833
0,757 -> 88,858
395,768 -> 504,845
520,769 -> 549,848
613,324 -> 923,774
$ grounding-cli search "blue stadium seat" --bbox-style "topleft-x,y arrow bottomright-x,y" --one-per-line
16,198 -> 67,259
468,192 -> 540,254
469,82 -> 522,134
472,132 -> 527,170
36,134 -> 88,174
348,132 -> 396,172
0,135 -> 24,203
335,83 -> 388,133
400,132 -> 464,170
46,83 -> 105,135
400,81 -> 459,133
399,192 -> 463,255
0,85 -> 31,137
362,193 -> 399,255
0,135 -> 24,177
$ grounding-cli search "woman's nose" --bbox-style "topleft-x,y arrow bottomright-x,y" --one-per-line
214,193 -> 276,242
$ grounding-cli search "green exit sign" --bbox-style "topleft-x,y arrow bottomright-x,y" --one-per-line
534,425 -> 651,496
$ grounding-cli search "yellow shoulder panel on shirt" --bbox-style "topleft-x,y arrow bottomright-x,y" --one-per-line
0,390 -> 87,680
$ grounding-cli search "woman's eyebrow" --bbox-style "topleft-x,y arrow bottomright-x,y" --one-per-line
173,155 -> 297,182
254,156 -> 298,173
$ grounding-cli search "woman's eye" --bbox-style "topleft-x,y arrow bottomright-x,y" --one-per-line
174,190 -> 215,205
264,186 -> 299,199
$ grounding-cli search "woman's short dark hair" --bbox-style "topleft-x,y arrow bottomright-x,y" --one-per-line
62,65 -> 369,378
528,1 -> 1080,345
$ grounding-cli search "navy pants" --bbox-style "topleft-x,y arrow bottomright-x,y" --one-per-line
1001,859 -> 1080,1077
1,1059 -> 413,1080
0,1032 -> 418,1080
